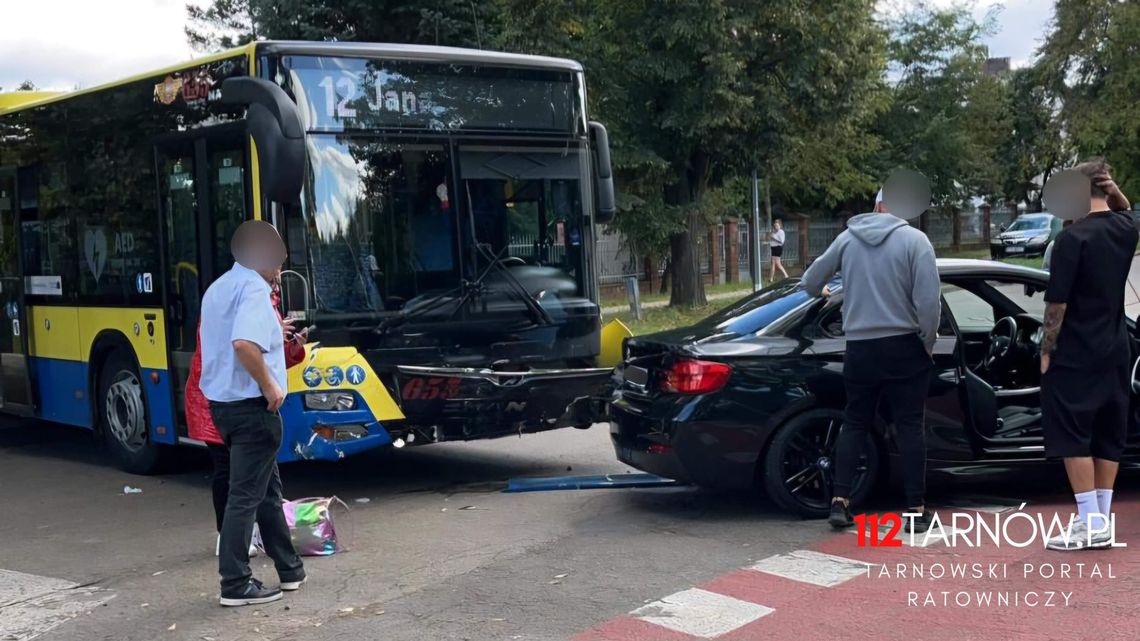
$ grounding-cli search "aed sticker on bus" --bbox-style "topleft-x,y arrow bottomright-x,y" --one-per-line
303,367 -> 322,388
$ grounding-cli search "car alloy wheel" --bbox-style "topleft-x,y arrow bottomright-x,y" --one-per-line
763,409 -> 880,518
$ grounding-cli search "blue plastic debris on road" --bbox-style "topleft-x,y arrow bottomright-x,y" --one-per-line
504,473 -> 681,493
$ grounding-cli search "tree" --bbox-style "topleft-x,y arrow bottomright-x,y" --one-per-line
874,5 -> 1006,206
991,67 -> 1067,210
187,0 -> 496,51
1038,0 -> 1140,198
499,0 -> 887,307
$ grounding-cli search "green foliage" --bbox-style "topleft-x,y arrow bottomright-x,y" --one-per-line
187,0 -> 496,50
1038,0 -> 1140,198
497,0 -> 887,306
874,5 -> 1002,205
991,67 -> 1068,209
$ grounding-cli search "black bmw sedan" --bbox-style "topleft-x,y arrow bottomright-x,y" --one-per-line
610,259 -> 1140,518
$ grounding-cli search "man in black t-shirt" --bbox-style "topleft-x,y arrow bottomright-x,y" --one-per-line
1041,159 -> 1135,551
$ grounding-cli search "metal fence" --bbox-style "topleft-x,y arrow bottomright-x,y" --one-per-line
595,210 -> 997,291
596,230 -> 639,284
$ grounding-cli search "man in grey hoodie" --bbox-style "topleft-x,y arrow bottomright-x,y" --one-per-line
801,177 -> 940,533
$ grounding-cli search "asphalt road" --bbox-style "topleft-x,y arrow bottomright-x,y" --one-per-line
0,419 -> 819,641
3,416 -> 1136,641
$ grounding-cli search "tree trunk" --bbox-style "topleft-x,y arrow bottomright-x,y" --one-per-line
669,206 -> 707,308
665,151 -> 710,308
659,258 -> 672,294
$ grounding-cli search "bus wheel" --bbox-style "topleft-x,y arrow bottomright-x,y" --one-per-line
98,351 -> 164,474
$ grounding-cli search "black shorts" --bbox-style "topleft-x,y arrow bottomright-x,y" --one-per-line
1040,359 -> 1130,461
771,245 -> 783,258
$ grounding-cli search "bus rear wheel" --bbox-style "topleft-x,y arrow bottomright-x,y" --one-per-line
98,351 -> 165,474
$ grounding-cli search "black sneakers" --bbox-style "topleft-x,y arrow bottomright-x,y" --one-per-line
220,578 -> 283,607
828,500 -> 854,529
280,572 -> 307,592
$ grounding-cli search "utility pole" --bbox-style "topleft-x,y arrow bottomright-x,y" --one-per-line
751,170 -> 763,291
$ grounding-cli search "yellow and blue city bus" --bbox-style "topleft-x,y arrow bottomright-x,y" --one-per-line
0,41 -> 627,474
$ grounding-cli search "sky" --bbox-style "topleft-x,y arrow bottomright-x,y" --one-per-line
0,0 -> 1056,92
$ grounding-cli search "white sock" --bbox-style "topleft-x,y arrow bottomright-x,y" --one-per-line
1075,490 -> 1099,526
1096,489 -> 1114,517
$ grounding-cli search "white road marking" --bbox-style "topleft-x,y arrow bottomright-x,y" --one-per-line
0,569 -> 114,641
748,549 -> 868,587
630,588 -> 774,638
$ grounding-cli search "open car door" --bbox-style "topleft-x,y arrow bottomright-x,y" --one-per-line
1128,315 -> 1140,448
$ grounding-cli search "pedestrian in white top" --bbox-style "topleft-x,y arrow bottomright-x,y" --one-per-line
769,218 -> 789,281
200,220 -> 305,607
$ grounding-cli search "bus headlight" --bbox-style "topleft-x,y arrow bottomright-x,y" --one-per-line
304,392 -> 357,411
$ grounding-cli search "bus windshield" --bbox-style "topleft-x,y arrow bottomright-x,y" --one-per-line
277,55 -> 592,319
294,136 -> 589,317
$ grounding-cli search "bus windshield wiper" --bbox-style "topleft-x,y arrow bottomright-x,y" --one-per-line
463,183 -> 553,327
373,246 -> 505,335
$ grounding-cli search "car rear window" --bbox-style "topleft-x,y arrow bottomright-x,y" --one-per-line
693,280 -> 815,336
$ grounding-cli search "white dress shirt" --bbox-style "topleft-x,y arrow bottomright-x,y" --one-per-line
199,263 -> 286,402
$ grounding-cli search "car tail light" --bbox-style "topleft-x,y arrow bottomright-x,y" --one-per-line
660,359 -> 732,395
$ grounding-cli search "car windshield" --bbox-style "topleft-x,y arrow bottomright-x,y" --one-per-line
689,279 -> 816,336
1006,216 -> 1050,231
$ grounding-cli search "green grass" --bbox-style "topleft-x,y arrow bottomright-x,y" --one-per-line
601,279 -> 771,309
609,304 -> 722,336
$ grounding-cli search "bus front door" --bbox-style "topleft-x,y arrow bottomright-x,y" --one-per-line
0,169 -> 34,415
156,128 -> 250,427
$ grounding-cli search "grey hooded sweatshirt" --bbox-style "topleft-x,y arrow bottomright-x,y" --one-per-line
801,213 -> 941,352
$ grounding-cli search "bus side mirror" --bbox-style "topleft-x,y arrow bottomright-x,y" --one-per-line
589,121 -> 616,225
220,77 -> 306,203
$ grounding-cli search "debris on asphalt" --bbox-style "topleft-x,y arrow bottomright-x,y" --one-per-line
140,603 -> 149,608
123,486 -> 143,494
168,624 -> 177,631
459,505 -> 483,511
152,571 -> 165,576
339,607 -> 355,614
353,498 -> 371,504
504,473 -> 680,493
554,573 -> 568,579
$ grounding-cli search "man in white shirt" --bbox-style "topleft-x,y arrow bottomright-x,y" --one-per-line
200,220 -> 305,607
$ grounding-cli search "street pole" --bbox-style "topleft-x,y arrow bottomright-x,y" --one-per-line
751,170 -> 763,291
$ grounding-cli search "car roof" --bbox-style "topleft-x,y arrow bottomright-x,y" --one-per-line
936,258 -> 1047,279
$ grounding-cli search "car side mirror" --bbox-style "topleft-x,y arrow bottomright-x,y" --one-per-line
589,121 -> 616,225
220,77 -> 306,203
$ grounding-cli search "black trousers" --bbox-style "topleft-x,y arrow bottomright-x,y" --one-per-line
209,398 -> 304,593
834,333 -> 931,508
206,443 -> 229,533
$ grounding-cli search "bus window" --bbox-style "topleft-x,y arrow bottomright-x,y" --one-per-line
302,137 -> 457,315
21,163 -> 78,300
160,152 -> 200,352
209,147 -> 246,275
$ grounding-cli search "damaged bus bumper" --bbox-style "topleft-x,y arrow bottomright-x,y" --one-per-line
389,365 -> 615,442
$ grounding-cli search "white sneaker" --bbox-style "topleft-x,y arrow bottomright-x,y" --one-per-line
1046,518 -> 1112,551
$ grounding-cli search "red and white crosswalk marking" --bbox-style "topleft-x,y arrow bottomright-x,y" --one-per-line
575,498 -> 1140,641
630,588 -> 774,638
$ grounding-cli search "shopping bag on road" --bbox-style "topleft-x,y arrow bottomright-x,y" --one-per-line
257,496 -> 348,556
